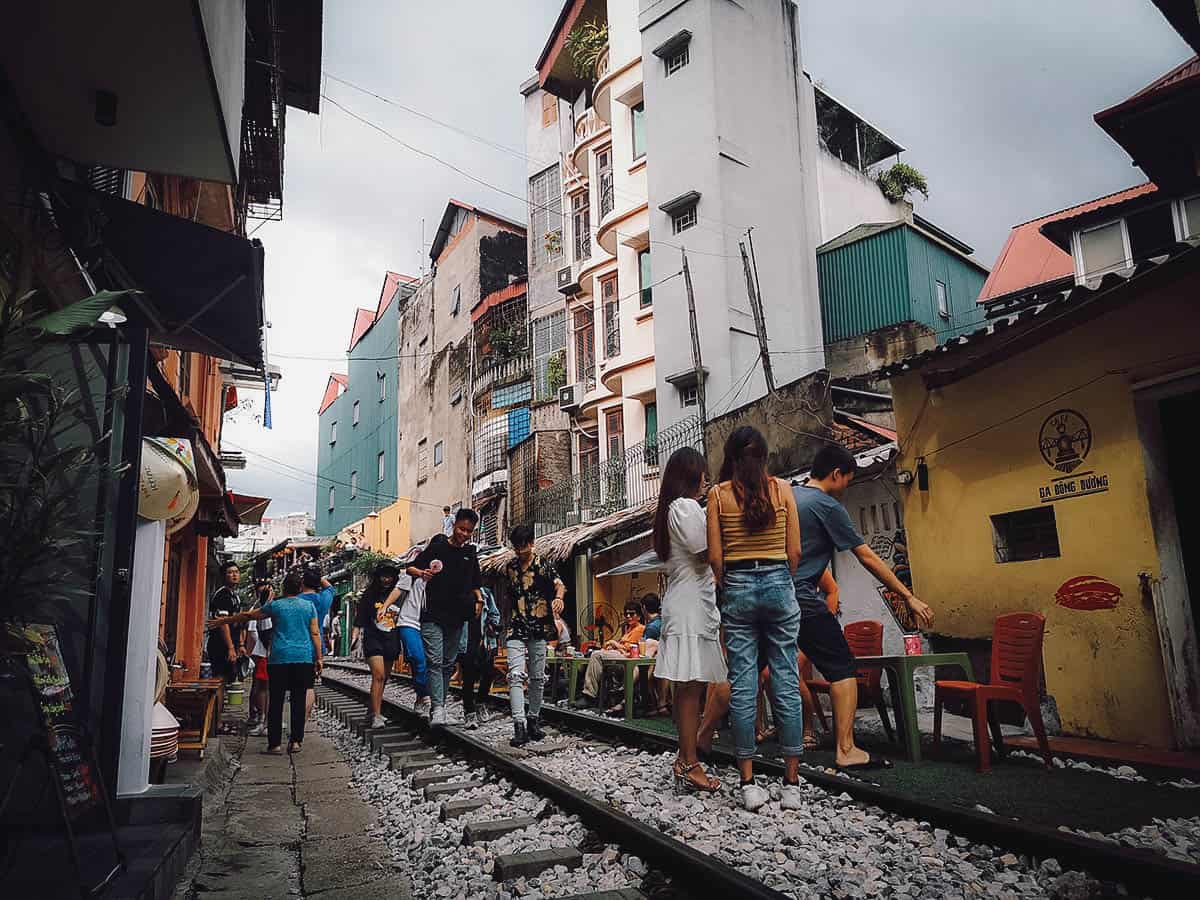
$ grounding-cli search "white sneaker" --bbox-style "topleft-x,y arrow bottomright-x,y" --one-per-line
371,715 -> 387,729
476,707 -> 490,725
248,722 -> 267,737
780,783 -> 805,811
431,706 -> 446,727
416,697 -> 431,720
740,782 -> 770,812
465,713 -> 479,730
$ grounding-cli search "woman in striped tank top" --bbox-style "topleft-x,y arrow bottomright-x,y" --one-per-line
706,426 -> 805,812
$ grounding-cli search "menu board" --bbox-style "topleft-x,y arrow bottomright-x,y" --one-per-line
10,623 -> 101,818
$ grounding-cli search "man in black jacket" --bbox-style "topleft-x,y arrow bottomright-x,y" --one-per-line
407,509 -> 482,726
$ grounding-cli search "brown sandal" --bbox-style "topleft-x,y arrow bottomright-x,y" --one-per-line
674,761 -> 721,794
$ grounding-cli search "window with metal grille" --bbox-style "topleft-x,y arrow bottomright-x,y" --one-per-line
644,403 -> 658,466
579,432 -> 601,508
671,205 -> 697,234
450,284 -> 461,316
474,416 -> 508,475
601,274 -> 620,358
991,507 -> 1061,563
378,451 -> 386,482
597,148 -> 614,219
84,165 -> 127,197
529,165 -> 563,266
572,191 -> 591,262
178,351 -> 192,398
350,471 -> 358,499
353,400 -> 360,426
573,306 -> 596,391
480,506 -> 499,546
681,384 -> 698,407
605,407 -> 625,459
638,249 -> 653,308
418,439 -> 429,484
665,46 -> 689,76
532,311 -> 567,400
492,381 -> 532,409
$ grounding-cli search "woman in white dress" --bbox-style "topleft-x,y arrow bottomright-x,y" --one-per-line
653,447 -> 727,793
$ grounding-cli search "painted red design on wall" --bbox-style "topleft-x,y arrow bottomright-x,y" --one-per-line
1055,576 -> 1122,611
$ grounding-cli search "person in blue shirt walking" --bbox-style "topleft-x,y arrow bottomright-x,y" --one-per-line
299,570 -> 335,720
211,571 -> 323,754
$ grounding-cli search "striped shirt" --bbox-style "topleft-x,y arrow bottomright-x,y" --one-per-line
714,479 -> 789,562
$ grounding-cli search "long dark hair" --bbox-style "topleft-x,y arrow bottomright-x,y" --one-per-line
718,426 -> 774,532
360,562 -> 400,607
653,447 -> 707,560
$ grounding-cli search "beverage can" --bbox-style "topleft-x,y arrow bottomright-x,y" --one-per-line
904,633 -> 923,656
629,642 -> 640,658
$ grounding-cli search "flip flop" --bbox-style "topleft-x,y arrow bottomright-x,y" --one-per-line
803,734 -> 821,751
837,753 -> 893,772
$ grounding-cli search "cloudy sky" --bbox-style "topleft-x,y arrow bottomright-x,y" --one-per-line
225,0 -> 1192,518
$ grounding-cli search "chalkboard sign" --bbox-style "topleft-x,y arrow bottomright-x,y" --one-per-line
11,623 -> 101,818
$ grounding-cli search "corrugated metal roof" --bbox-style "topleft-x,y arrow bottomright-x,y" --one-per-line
817,221 -> 904,254
1095,55 -> 1200,123
883,239 -> 1199,381
976,183 -> 1157,305
347,308 -> 377,352
318,373 -> 347,415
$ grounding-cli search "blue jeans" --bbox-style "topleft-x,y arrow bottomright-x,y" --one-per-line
506,639 -> 547,721
398,626 -> 428,698
420,621 -> 464,710
720,565 -> 804,759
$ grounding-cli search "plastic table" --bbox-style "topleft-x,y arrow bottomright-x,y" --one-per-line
597,657 -> 657,721
547,655 -> 590,705
853,652 -> 975,763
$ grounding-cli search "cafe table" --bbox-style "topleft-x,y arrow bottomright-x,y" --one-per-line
546,653 -> 590,705
597,657 -> 658,722
852,652 -> 975,763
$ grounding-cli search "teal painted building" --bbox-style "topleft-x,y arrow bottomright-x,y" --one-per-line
316,273 -> 415,536
817,215 -> 989,346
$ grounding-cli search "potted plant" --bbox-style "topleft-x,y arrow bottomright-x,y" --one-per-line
564,20 -> 609,82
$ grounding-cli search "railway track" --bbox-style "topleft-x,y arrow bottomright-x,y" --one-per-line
319,661 -> 1198,898
315,670 -> 786,899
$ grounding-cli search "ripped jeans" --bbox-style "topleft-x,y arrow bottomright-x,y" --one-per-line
505,638 -> 547,721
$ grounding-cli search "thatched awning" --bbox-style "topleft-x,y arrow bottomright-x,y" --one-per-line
479,500 -> 656,575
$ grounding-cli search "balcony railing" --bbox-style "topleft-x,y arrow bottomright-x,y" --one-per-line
595,45 -> 611,82
473,354 -> 531,398
523,416 -> 703,534
574,108 -> 606,145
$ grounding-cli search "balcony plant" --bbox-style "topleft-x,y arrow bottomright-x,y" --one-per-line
565,20 -> 609,82
876,162 -> 929,203
547,352 -> 567,395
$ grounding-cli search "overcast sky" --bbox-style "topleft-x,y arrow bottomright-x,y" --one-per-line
225,0 -> 1193,519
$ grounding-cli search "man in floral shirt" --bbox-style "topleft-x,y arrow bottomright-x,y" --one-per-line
504,524 -> 565,746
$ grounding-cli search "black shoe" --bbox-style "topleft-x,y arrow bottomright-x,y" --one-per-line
571,695 -> 596,710
510,720 -> 529,747
526,716 -> 545,741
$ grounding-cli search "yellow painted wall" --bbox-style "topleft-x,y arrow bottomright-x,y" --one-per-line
339,498 -> 412,557
892,279 -> 1197,748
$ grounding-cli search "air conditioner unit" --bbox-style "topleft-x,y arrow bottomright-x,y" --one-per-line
556,267 -> 573,289
558,382 -> 584,411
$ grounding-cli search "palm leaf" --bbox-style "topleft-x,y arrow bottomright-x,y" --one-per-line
28,289 -> 140,336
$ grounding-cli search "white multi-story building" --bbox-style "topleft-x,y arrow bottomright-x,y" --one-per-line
517,0 -> 909,527
226,511 -> 315,557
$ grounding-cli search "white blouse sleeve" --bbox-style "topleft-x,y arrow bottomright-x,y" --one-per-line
669,498 -> 708,555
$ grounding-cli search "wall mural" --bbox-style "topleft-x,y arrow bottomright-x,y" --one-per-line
1055,575 -> 1122,611
1037,408 -> 1110,504
877,529 -> 920,632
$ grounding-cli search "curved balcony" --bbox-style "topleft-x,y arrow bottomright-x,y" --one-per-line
561,153 -> 587,195
596,201 -> 648,258
600,352 -> 654,396
594,49 -> 642,126
593,45 -> 613,123
575,255 -> 616,300
571,108 -> 611,172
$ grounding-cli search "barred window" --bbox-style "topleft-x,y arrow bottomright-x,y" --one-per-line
601,274 -> 620,358
573,191 -> 591,262
529,165 -> 563,267
474,415 -> 508,476
532,311 -> 567,401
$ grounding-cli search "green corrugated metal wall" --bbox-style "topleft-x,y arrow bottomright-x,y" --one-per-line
817,226 -> 910,343
817,224 -> 988,344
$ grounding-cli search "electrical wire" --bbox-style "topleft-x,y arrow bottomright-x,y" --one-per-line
321,93 -> 744,261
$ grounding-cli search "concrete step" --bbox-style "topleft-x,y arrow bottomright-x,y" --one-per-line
375,739 -> 426,756
462,817 -> 538,845
492,847 -> 583,881
410,767 -> 473,790
440,799 -> 490,821
366,728 -> 415,750
424,780 -> 485,801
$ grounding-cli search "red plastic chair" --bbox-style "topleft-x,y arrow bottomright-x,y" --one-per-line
933,612 -> 1053,773
805,620 -> 894,741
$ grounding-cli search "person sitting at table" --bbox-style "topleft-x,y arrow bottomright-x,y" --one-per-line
794,444 -> 933,771
572,601 -> 645,708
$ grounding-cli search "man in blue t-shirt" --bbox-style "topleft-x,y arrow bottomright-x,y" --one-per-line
794,444 -> 933,772
300,570 -> 335,721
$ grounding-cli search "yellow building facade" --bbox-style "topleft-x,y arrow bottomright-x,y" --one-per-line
890,252 -> 1200,749
337,498 -> 413,557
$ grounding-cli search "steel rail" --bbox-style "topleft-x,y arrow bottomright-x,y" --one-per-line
324,660 -> 1200,896
319,670 -> 790,900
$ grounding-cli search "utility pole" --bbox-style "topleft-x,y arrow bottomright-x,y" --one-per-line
740,233 -> 775,393
681,249 -> 707,428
